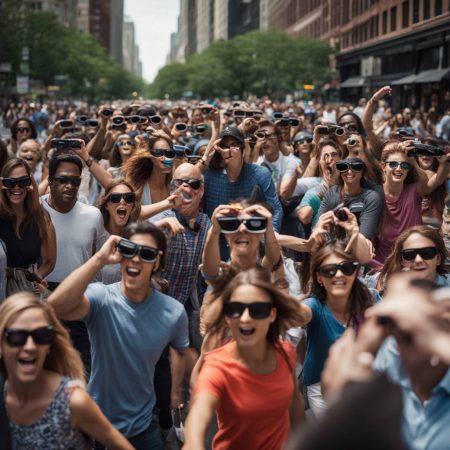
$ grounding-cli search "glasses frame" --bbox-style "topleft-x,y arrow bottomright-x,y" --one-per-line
401,247 -> 438,261
335,160 -> 365,173
4,326 -> 55,347
217,216 -> 268,234
316,261 -> 360,278
107,192 -> 136,204
117,238 -> 159,263
2,176 -> 32,189
223,301 -> 273,319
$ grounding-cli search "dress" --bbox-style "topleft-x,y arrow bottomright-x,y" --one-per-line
8,376 -> 90,450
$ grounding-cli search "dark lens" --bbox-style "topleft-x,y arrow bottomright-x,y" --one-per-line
318,264 -> 337,278
32,326 -> 55,345
419,247 -> 437,260
223,302 -> 245,318
248,303 -> 273,319
401,162 -> 412,171
102,108 -> 113,117
17,177 -> 32,187
128,115 -> 140,124
317,126 -> 329,134
77,115 -> 88,123
401,249 -> 417,261
279,119 -> 290,127
244,217 -> 267,232
118,239 -> 137,258
187,179 -> 201,190
150,115 -> 161,124
196,125 -> 206,133
388,161 -> 399,169
273,112 -> 283,119
335,208 -> 348,221
340,261 -> 359,276
69,177 -> 81,187
5,329 -> 27,346
108,193 -> 121,203
290,118 -> 300,127
350,161 -> 364,172
255,131 -> 265,139
151,149 -> 164,157
175,123 -> 187,132
164,150 -> 176,159
113,116 -> 124,125
2,178 -> 14,189
123,193 -> 136,203
336,162 -> 349,172
88,119 -> 99,127
245,111 -> 254,117
69,140 -> 82,149
185,147 -> 194,156
335,127 -> 345,136
139,246 -> 158,262
60,120 -> 73,128
217,217 -> 241,233
234,110 -> 245,117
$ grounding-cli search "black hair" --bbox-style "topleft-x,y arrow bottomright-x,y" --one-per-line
48,153 -> 83,179
337,112 -> 365,136
10,118 -> 38,140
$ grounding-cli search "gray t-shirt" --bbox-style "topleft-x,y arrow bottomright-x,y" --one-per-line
41,196 -> 107,283
84,282 -> 189,437
316,185 -> 384,240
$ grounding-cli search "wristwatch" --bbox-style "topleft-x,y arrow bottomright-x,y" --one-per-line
85,157 -> 94,168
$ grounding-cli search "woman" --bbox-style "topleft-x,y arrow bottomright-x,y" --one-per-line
10,118 -> 38,155
0,158 -> 56,296
123,130 -> 174,222
108,134 -> 137,178
183,268 -> 305,450
0,292 -> 133,449
300,240 -> 377,415
374,142 -> 449,265
373,225 -> 449,292
316,157 -> 384,242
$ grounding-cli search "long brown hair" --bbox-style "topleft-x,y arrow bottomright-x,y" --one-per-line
208,267 -> 305,368
310,240 -> 374,325
122,130 -> 173,198
381,143 -> 417,185
0,158 -> 50,240
96,178 -> 141,231
377,225 -> 448,291
0,293 -> 85,381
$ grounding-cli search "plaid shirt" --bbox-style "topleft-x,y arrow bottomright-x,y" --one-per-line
163,210 -> 211,305
203,162 -> 283,231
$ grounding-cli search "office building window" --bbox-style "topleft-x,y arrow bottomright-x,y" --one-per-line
402,1 -> 409,27
382,10 -> 387,33
413,0 -> 420,22
390,6 -> 397,31
435,0 -> 442,15
423,0 -> 430,19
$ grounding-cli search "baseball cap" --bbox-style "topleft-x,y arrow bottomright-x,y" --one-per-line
220,126 -> 244,146
293,131 -> 313,144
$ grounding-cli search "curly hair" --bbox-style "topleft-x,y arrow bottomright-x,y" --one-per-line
10,118 -> 38,140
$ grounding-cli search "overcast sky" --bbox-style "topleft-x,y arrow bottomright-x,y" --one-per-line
124,0 -> 180,83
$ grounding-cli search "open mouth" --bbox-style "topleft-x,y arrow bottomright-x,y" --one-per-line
126,267 -> 141,278
181,191 -> 193,202
18,357 -> 37,370
392,172 -> 404,179
332,280 -> 346,286
116,207 -> 128,219
239,327 -> 255,336
9,190 -> 24,197
235,238 -> 250,246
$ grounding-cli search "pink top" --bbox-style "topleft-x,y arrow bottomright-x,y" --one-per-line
375,183 -> 422,265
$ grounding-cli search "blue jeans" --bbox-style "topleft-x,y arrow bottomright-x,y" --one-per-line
95,420 -> 163,450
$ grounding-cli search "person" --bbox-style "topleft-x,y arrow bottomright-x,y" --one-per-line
0,292 -> 134,450
298,240 -> 377,415
316,157 -> 384,241
371,225 -> 449,291
183,267 -> 305,450
0,158 -> 56,297
375,142 -> 449,265
201,126 -> 283,258
17,139 -> 43,184
48,222 -> 189,449
9,118 -> 38,155
41,151 -> 107,376
108,134 -> 136,178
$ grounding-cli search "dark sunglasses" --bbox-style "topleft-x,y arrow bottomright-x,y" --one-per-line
255,130 -> 276,139
172,178 -> 202,190
117,238 -> 159,262
401,247 -> 438,261
316,261 -> 360,278
341,124 -> 360,133
127,115 -> 141,124
294,138 -> 313,145
108,192 -> 136,204
112,116 -> 125,125
289,118 -> 300,127
387,161 -> 412,171
2,176 -> 32,189
4,326 -> 55,347
17,127 -> 31,133
87,119 -> 99,128
149,115 -> 162,124
53,176 -> 82,187
117,140 -> 135,147
223,301 -> 273,319
76,115 -> 88,123
336,160 -> 365,172
217,216 -> 267,234
150,148 -> 176,159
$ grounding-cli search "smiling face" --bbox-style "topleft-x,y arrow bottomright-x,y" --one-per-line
383,151 -> 409,185
340,162 -> 363,187
225,212 -> 263,260
120,233 -> 159,297
316,253 -> 357,301
4,165 -> 30,207
225,284 -> 276,347
1,308 -> 51,384
106,184 -> 135,229
401,233 -> 440,281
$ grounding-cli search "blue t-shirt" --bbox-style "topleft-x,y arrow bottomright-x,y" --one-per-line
84,282 -> 189,437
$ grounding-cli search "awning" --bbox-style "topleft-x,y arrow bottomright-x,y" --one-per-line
415,68 -> 450,83
340,76 -> 365,88
391,74 -> 417,85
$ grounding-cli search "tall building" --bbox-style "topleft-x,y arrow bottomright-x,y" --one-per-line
27,0 -> 78,28
267,0 -> 450,112
123,19 -> 135,73
110,0 -> 123,64
76,0 -> 90,33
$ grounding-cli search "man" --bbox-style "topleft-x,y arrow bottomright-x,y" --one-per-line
42,152 -> 106,375
48,222 -> 189,449
18,139 -> 43,183
255,120 -> 301,202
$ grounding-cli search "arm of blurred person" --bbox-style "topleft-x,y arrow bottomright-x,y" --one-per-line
279,164 -> 303,201
412,152 -> 450,196
289,373 -> 305,429
36,219 -> 56,280
362,86 -> 392,160
48,235 -> 121,320
139,189 -> 183,221
298,205 -> 314,225
258,171 -> 283,232
169,347 -> 187,409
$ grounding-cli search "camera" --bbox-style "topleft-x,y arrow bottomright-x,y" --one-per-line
51,139 -> 82,150
194,124 -> 207,134
101,108 -> 113,117
175,123 -> 188,132
127,115 -> 141,124
289,117 -> 300,127
407,142 -> 445,158
76,115 -> 88,124
86,119 -> 99,128
317,125 -> 345,136
332,203 -> 348,221
59,120 -> 74,129
112,116 -> 125,126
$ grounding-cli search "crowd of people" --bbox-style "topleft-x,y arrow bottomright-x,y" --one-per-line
0,87 -> 449,450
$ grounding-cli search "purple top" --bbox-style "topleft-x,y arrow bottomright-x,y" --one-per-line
375,183 -> 422,265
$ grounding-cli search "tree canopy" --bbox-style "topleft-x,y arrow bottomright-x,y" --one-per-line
149,30 -> 332,99
0,1 -> 144,100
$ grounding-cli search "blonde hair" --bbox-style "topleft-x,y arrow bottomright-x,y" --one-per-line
0,293 -> 85,381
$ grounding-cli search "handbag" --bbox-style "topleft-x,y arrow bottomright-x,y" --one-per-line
5,268 -> 51,300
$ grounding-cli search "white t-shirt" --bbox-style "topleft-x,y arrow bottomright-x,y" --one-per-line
42,195 -> 107,283
257,153 -> 299,188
